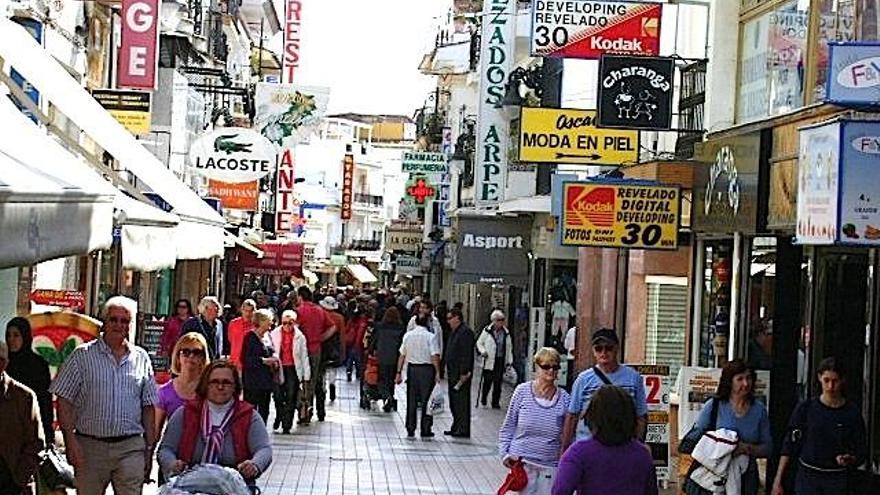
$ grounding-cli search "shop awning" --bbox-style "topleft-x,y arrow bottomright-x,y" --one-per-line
0,97 -> 116,269
224,231 -> 264,258
345,264 -> 378,284
0,18 -> 225,260
115,194 -> 180,272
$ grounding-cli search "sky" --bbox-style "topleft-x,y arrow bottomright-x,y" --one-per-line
271,0 -> 449,116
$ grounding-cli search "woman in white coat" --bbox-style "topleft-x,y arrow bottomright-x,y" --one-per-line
269,310 -> 310,433
476,310 -> 514,408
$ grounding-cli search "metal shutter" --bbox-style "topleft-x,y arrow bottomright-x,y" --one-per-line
645,277 -> 688,378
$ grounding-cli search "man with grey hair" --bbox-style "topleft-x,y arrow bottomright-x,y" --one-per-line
0,340 -> 44,494
476,309 -> 513,409
181,295 -> 226,359
50,296 -> 158,494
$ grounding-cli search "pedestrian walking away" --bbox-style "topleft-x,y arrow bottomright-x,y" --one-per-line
319,295 -> 346,402
561,328 -> 648,452
296,286 -> 338,423
396,317 -> 441,438
269,310 -> 311,434
242,308 -> 280,424
498,348 -> 571,495
0,341 -> 45,495
5,317 -> 54,445
444,308 -> 475,437
476,310 -> 513,409
372,306 -> 405,412
49,296 -> 158,495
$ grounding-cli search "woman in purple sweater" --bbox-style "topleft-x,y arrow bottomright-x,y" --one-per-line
499,347 -> 571,494
552,385 -> 658,495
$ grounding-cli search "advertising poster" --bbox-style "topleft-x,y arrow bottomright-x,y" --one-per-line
254,83 -> 330,146
92,89 -> 152,135
839,121 -> 880,245
561,182 -> 680,250
632,364 -> 670,482
597,55 -> 675,130
475,0 -> 516,206
405,176 -> 437,207
796,121 -> 840,245
341,154 -> 354,220
531,0 -> 662,59
402,151 -> 448,174
519,107 -> 639,165
826,43 -> 880,105
676,367 -> 770,438
118,0 -> 159,89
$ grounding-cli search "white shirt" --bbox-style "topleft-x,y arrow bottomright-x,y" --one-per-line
551,300 -> 576,320
406,315 -> 444,355
208,400 -> 234,426
564,327 -> 577,359
399,326 -> 440,364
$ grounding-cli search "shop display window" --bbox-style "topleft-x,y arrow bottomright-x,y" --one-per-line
698,241 -> 734,368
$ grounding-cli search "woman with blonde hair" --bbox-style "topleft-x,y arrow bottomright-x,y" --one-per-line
156,332 -> 211,434
243,308 -> 280,423
498,347 -> 571,495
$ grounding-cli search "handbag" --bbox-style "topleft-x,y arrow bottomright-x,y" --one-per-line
38,447 -> 76,490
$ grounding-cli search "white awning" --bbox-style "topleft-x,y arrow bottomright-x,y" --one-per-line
345,264 -> 378,284
115,195 -> 180,272
0,18 -> 225,260
0,97 -> 115,268
224,231 -> 264,258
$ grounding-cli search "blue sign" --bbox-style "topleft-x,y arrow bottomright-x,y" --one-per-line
10,19 -> 43,123
826,42 -> 880,106
144,193 -> 173,213
438,173 -> 451,227
838,120 -> 880,245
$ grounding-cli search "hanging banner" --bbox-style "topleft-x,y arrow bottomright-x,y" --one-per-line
207,180 -> 259,210
826,42 -> 880,105
475,0 -> 516,206
29,290 -> 85,310
561,182 -> 680,249
254,83 -> 330,146
597,55 -> 675,131
531,0 -> 662,59
405,175 -> 437,208
519,107 -> 639,165
189,127 -> 275,183
118,0 -> 159,89
341,154 -> 354,220
238,242 -> 304,278
402,151 -> 448,174
282,0 -> 302,83
92,89 -> 152,135
796,121 -> 840,245
631,364 -> 670,482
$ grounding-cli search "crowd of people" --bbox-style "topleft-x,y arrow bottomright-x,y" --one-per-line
0,283 -> 871,495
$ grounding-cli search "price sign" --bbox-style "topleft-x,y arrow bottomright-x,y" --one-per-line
632,364 -> 670,482
561,182 -> 680,250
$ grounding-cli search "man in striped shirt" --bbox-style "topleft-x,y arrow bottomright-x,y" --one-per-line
50,296 -> 159,495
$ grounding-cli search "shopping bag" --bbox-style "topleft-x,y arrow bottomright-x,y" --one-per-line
426,383 -> 447,416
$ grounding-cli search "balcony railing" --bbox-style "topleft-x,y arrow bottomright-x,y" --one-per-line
354,193 -> 384,208
345,239 -> 381,251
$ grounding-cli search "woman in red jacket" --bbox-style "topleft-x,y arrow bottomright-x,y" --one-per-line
345,305 -> 369,381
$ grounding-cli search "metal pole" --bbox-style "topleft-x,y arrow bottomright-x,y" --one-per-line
258,19 -> 264,80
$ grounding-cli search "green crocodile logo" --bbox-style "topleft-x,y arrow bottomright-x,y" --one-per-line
214,134 -> 253,154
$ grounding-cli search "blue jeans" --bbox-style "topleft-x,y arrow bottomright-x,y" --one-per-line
346,348 -> 362,378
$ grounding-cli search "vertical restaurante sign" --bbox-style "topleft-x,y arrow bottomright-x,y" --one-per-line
283,0 -> 302,83
475,0 -> 516,206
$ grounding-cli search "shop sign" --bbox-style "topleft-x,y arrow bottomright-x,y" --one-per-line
207,180 -> 259,211
330,254 -> 348,267
826,42 -> 880,105
438,174 -> 451,227
531,1 -> 662,59
341,154 -> 354,220
519,107 -> 639,165
454,216 -> 531,286
405,176 -> 437,207
631,365 -> 670,482
275,148 -> 298,233
254,83 -> 330,146
282,0 -> 302,83
139,314 -> 168,372
597,55 -> 675,130
118,0 -> 159,89
692,133 -> 763,234
560,182 -> 680,250
395,255 -> 422,276
189,128 -> 275,183
9,19 -> 42,123
475,0 -> 516,206
92,89 -> 152,135
796,121 -> 840,244
29,289 -> 85,309
237,242 -> 304,278
402,151 -> 448,174
386,228 -> 423,252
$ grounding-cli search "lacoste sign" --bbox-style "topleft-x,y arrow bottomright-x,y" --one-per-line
189,127 -> 275,183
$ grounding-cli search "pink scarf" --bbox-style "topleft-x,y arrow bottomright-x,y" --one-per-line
200,401 -> 235,464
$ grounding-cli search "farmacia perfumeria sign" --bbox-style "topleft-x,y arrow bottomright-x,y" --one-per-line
475,0 -> 516,206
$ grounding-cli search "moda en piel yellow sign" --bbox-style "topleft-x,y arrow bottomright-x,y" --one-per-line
519,107 -> 639,165
561,182 -> 680,250
92,89 -> 152,135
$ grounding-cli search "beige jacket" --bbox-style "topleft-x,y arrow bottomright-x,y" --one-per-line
476,326 -> 513,372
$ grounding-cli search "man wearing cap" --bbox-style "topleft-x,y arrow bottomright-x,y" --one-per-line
0,341 -> 44,494
560,328 -> 647,452
295,286 -> 337,423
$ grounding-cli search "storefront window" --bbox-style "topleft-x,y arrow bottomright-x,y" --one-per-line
699,241 -> 734,367
746,237 -> 777,371
737,0 -> 810,123
812,0 -> 857,102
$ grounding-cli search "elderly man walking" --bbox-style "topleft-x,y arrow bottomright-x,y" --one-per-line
51,296 -> 159,495
476,310 -> 513,409
0,341 -> 44,494
181,296 -> 226,360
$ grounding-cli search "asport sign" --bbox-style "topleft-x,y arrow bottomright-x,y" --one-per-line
118,0 -> 159,89
519,107 -> 639,165
189,128 -> 275,183
531,0 -> 662,59
561,182 -> 680,250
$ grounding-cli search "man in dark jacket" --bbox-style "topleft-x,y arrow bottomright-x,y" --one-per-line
0,341 -> 44,494
443,308 -> 475,438
181,296 -> 227,359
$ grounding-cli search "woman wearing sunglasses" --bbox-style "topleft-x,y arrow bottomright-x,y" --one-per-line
498,347 -> 571,495
156,333 -> 211,436
158,360 -> 272,486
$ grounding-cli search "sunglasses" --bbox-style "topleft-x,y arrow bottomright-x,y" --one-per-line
593,344 -> 616,353
208,379 -> 235,388
179,348 -> 205,358
108,317 -> 131,325
537,363 -> 561,371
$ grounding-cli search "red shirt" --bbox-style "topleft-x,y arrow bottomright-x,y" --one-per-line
297,301 -> 335,354
159,316 -> 187,357
280,329 -> 295,366
227,317 -> 255,368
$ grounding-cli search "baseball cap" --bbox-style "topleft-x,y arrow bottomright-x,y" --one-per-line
591,328 -> 619,346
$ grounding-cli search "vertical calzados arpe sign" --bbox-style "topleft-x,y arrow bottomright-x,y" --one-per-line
475,0 -> 516,206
